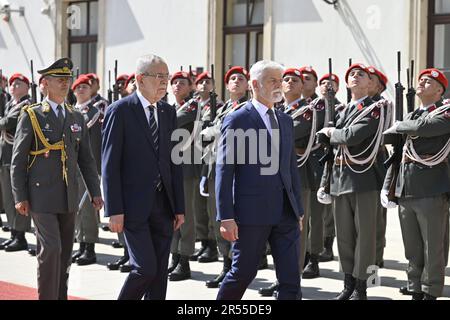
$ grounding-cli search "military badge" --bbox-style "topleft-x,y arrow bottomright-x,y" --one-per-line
70,123 -> 82,133
371,110 -> 380,119
42,102 -> 50,113
444,110 -> 450,119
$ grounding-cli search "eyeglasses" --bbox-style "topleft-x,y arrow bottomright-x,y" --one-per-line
141,72 -> 170,80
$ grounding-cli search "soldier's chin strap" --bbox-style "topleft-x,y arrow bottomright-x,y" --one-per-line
403,103 -> 450,167
25,107 -> 68,186
336,99 -> 393,174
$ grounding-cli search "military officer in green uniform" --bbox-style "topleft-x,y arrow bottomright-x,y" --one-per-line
382,68 -> 450,300
11,58 -> 103,300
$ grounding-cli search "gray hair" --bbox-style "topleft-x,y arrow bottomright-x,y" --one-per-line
136,54 -> 166,74
249,60 -> 285,83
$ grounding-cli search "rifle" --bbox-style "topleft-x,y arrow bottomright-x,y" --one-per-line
30,60 -> 38,104
209,64 -> 218,122
383,51 -> 405,202
107,70 -> 113,104
76,68 -> 80,79
347,58 -> 352,103
112,60 -> 119,102
406,60 -> 416,113
317,58 -> 336,194
0,69 -> 6,112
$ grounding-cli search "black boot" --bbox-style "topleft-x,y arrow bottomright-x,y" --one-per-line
400,286 -> 414,295
169,255 -> 191,281
258,254 -> 269,270
206,256 -> 232,288
318,236 -> 334,262
303,251 -> 310,269
119,263 -> 132,272
71,242 -> 86,262
302,254 -> 320,279
423,293 -> 437,300
5,231 -> 28,252
333,274 -> 356,300
0,230 -> 15,250
111,241 -> 124,249
258,281 -> 279,297
349,279 -> 367,300
412,292 -> 424,300
168,253 -> 180,273
76,243 -> 97,265
107,248 -> 129,270
190,240 -> 208,261
198,240 -> 219,263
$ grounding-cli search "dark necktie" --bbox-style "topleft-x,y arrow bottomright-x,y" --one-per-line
148,105 -> 162,191
266,108 -> 280,150
57,105 -> 64,127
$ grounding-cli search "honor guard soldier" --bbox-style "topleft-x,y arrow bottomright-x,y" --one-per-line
70,75 -> 103,266
86,73 -> 109,113
116,74 -> 129,98
201,66 -> 249,288
316,64 -> 391,300
11,58 -> 103,300
382,69 -> 450,300
169,71 -> 200,281
0,73 -> 32,252
367,66 -> 390,268
299,66 -> 319,102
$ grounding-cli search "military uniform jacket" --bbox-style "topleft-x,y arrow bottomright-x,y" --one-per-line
383,101 -> 450,198
11,100 -> 101,214
327,96 -> 382,195
371,94 -> 389,189
0,95 -> 31,166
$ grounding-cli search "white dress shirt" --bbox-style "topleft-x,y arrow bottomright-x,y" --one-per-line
137,89 -> 158,126
252,98 -> 279,136
46,98 -> 66,118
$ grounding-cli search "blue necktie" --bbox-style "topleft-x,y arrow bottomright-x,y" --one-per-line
148,105 -> 162,191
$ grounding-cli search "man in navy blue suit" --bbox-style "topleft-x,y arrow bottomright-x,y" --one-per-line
102,54 -> 185,300
216,60 -> 304,300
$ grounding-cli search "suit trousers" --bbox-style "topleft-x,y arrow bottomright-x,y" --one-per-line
398,194 -> 449,297
1,166 -> 31,232
333,191 -> 378,280
30,211 -> 76,300
170,177 -> 196,256
119,189 -> 174,300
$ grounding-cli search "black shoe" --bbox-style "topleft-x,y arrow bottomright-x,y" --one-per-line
2,226 -> 11,232
412,292 -> 424,300
258,255 -> 269,270
107,252 -> 129,271
206,257 -> 232,288
4,237 -> 28,252
198,240 -> 219,263
169,255 -> 191,281
28,248 -> 36,256
423,293 -> 437,300
76,243 -> 97,266
119,264 -> 133,273
190,240 -> 208,261
258,281 -> 279,297
303,251 -> 310,269
101,225 -> 111,232
318,236 -> 334,262
72,242 -> 86,262
0,237 -> 14,250
302,254 -> 320,279
349,279 -> 367,300
111,241 -> 123,249
333,274 -> 356,300
376,260 -> 384,268
400,286 -> 414,296
168,253 -> 180,273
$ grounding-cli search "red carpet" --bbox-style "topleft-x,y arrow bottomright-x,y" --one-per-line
0,281 -> 85,300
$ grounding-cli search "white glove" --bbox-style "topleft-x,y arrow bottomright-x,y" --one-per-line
383,121 -> 400,135
317,187 -> 332,205
316,127 -> 335,138
380,190 -> 397,209
199,176 -> 209,197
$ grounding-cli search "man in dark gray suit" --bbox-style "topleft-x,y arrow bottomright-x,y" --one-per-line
11,58 -> 103,300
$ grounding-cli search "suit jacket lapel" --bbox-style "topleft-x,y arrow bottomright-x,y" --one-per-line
246,102 -> 267,131
129,92 -> 157,155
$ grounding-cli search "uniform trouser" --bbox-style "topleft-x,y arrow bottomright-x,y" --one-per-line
170,177 -> 196,256
207,177 -> 231,257
398,195 -> 449,297
0,166 -> 31,232
308,191 -> 327,255
75,174 -> 99,243
194,175 -> 215,240
30,211 -> 76,300
323,202 -> 335,238
333,191 -> 378,280
375,201 -> 387,264
299,189 -> 311,273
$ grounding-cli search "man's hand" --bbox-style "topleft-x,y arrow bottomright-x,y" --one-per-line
92,196 -> 104,211
173,214 -> 184,231
383,121 -> 400,135
15,201 -> 29,216
109,214 -> 124,233
220,220 -> 239,242
317,127 -> 335,138
380,190 -> 397,209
